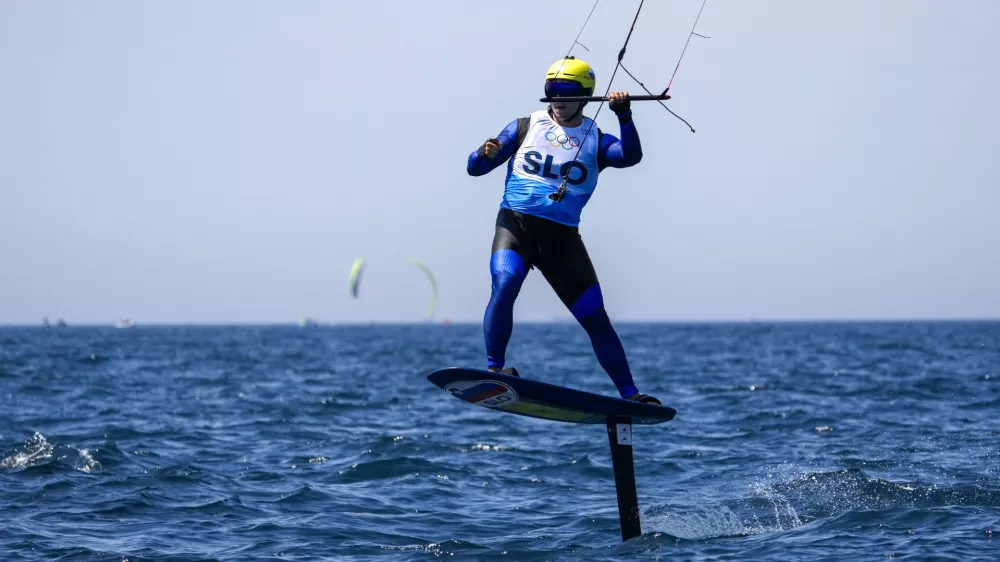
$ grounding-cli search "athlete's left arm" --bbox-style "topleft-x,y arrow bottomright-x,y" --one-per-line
597,112 -> 643,171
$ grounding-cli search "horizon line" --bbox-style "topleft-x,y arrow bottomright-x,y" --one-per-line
3,317 -> 1000,328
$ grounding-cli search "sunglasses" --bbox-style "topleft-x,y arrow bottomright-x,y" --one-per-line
544,79 -> 590,99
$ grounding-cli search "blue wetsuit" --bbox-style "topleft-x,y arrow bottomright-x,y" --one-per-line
467,108 -> 645,399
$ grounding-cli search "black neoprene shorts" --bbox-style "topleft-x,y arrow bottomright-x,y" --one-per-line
491,208 -> 599,308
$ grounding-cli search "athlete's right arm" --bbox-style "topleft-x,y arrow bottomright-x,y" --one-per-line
466,119 -> 520,176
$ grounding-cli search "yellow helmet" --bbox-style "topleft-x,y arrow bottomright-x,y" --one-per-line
544,56 -> 596,98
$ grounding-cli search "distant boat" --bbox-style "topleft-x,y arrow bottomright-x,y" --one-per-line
56,319 -> 67,328
299,317 -> 319,327
42,317 -> 51,327
115,318 -> 136,329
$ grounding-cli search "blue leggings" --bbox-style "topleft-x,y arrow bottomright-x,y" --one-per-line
483,209 -> 639,398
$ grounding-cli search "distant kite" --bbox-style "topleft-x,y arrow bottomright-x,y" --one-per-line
348,258 -> 438,319
349,258 -> 365,298
408,259 -> 438,319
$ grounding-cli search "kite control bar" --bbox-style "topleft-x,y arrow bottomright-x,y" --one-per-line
539,93 -> 671,103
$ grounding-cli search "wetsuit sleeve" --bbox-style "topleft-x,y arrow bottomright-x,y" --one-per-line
467,119 -> 520,176
597,111 -> 642,171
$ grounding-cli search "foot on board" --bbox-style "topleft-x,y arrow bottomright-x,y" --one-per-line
625,392 -> 662,406
487,367 -> 520,377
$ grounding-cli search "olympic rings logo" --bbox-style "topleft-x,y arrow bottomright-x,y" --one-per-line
545,131 -> 581,150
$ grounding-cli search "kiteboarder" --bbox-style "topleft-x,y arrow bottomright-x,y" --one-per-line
466,56 -> 660,405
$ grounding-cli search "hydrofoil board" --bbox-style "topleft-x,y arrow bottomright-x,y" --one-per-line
427,367 -> 676,425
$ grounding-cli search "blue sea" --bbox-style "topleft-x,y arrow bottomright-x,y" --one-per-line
1,322 -> 998,561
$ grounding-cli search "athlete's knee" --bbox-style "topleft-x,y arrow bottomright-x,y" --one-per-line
490,249 -> 527,296
570,284 -> 615,334
569,283 -> 606,319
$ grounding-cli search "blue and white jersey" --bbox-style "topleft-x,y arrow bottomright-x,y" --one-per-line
502,111 -> 600,226
467,109 -> 642,227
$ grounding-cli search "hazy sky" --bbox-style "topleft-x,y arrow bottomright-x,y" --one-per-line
2,0 -> 997,324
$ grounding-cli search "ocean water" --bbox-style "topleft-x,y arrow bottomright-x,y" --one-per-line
1,322 -> 998,561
